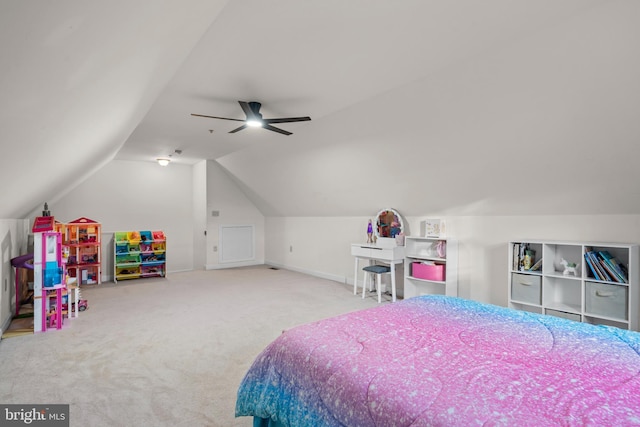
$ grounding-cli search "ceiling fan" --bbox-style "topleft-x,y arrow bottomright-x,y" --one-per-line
191,101 -> 311,136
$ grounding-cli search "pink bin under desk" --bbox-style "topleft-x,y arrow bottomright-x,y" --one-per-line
412,262 -> 445,281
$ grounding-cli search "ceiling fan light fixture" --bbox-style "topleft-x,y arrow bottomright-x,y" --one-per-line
191,100 -> 311,135
157,158 -> 171,166
246,119 -> 263,128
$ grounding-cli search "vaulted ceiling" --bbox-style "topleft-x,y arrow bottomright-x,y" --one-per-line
2,1 -> 639,219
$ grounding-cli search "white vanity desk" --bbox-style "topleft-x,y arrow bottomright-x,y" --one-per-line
351,243 -> 405,302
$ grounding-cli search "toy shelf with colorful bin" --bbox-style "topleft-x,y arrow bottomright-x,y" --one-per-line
114,230 -> 166,282
62,217 -> 102,285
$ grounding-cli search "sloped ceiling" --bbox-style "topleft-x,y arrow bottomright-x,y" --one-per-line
2,1 -> 639,218
0,0 -> 229,218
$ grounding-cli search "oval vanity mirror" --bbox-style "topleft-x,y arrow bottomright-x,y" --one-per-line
374,208 -> 404,239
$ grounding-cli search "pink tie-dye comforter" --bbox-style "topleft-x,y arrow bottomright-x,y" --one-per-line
236,295 -> 640,426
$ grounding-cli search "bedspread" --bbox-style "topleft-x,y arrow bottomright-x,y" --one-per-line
235,295 -> 640,426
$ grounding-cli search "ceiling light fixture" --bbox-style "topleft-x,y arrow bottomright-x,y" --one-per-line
157,158 -> 171,166
246,119 -> 263,128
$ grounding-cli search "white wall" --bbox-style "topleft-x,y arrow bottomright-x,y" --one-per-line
19,159 -> 265,282
192,160 -> 207,270
47,160 -> 195,279
265,217 -> 368,283
266,214 -> 640,307
0,219 -> 29,335
205,160 -> 265,269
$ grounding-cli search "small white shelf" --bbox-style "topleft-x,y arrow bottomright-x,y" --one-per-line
404,236 -> 457,299
406,276 -> 446,286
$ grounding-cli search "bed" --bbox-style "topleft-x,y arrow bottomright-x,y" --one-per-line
235,295 -> 640,426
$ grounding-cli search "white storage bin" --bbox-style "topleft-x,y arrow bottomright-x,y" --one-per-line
585,282 -> 628,320
511,273 -> 541,305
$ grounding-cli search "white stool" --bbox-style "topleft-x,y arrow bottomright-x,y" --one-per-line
362,265 -> 392,303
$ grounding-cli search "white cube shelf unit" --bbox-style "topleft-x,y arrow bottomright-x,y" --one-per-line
404,236 -> 458,299
508,240 -> 639,331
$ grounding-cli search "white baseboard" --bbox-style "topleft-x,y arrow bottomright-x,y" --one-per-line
103,268 -> 193,283
206,260 -> 263,270
265,261 -> 347,284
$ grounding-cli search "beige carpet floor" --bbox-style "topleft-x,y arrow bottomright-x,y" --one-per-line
0,265 -> 386,426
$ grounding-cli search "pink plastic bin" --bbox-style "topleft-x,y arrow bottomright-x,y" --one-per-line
412,262 -> 445,281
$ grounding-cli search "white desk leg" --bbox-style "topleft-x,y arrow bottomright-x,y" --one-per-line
353,257 -> 359,295
390,263 -> 397,302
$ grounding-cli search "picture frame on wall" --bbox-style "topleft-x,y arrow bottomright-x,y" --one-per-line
423,218 -> 444,237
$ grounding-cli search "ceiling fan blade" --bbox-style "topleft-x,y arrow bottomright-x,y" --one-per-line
263,116 -> 311,124
238,101 -> 252,116
229,124 -> 248,133
191,113 -> 244,122
263,124 -> 292,136
239,101 -> 264,120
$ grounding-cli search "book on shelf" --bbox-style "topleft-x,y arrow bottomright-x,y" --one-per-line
512,242 -> 542,272
602,259 -> 626,283
585,249 -> 607,280
598,251 -> 628,283
584,249 -> 628,283
590,251 -> 612,281
599,259 -> 620,282
584,252 -> 601,280
529,258 -> 542,271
